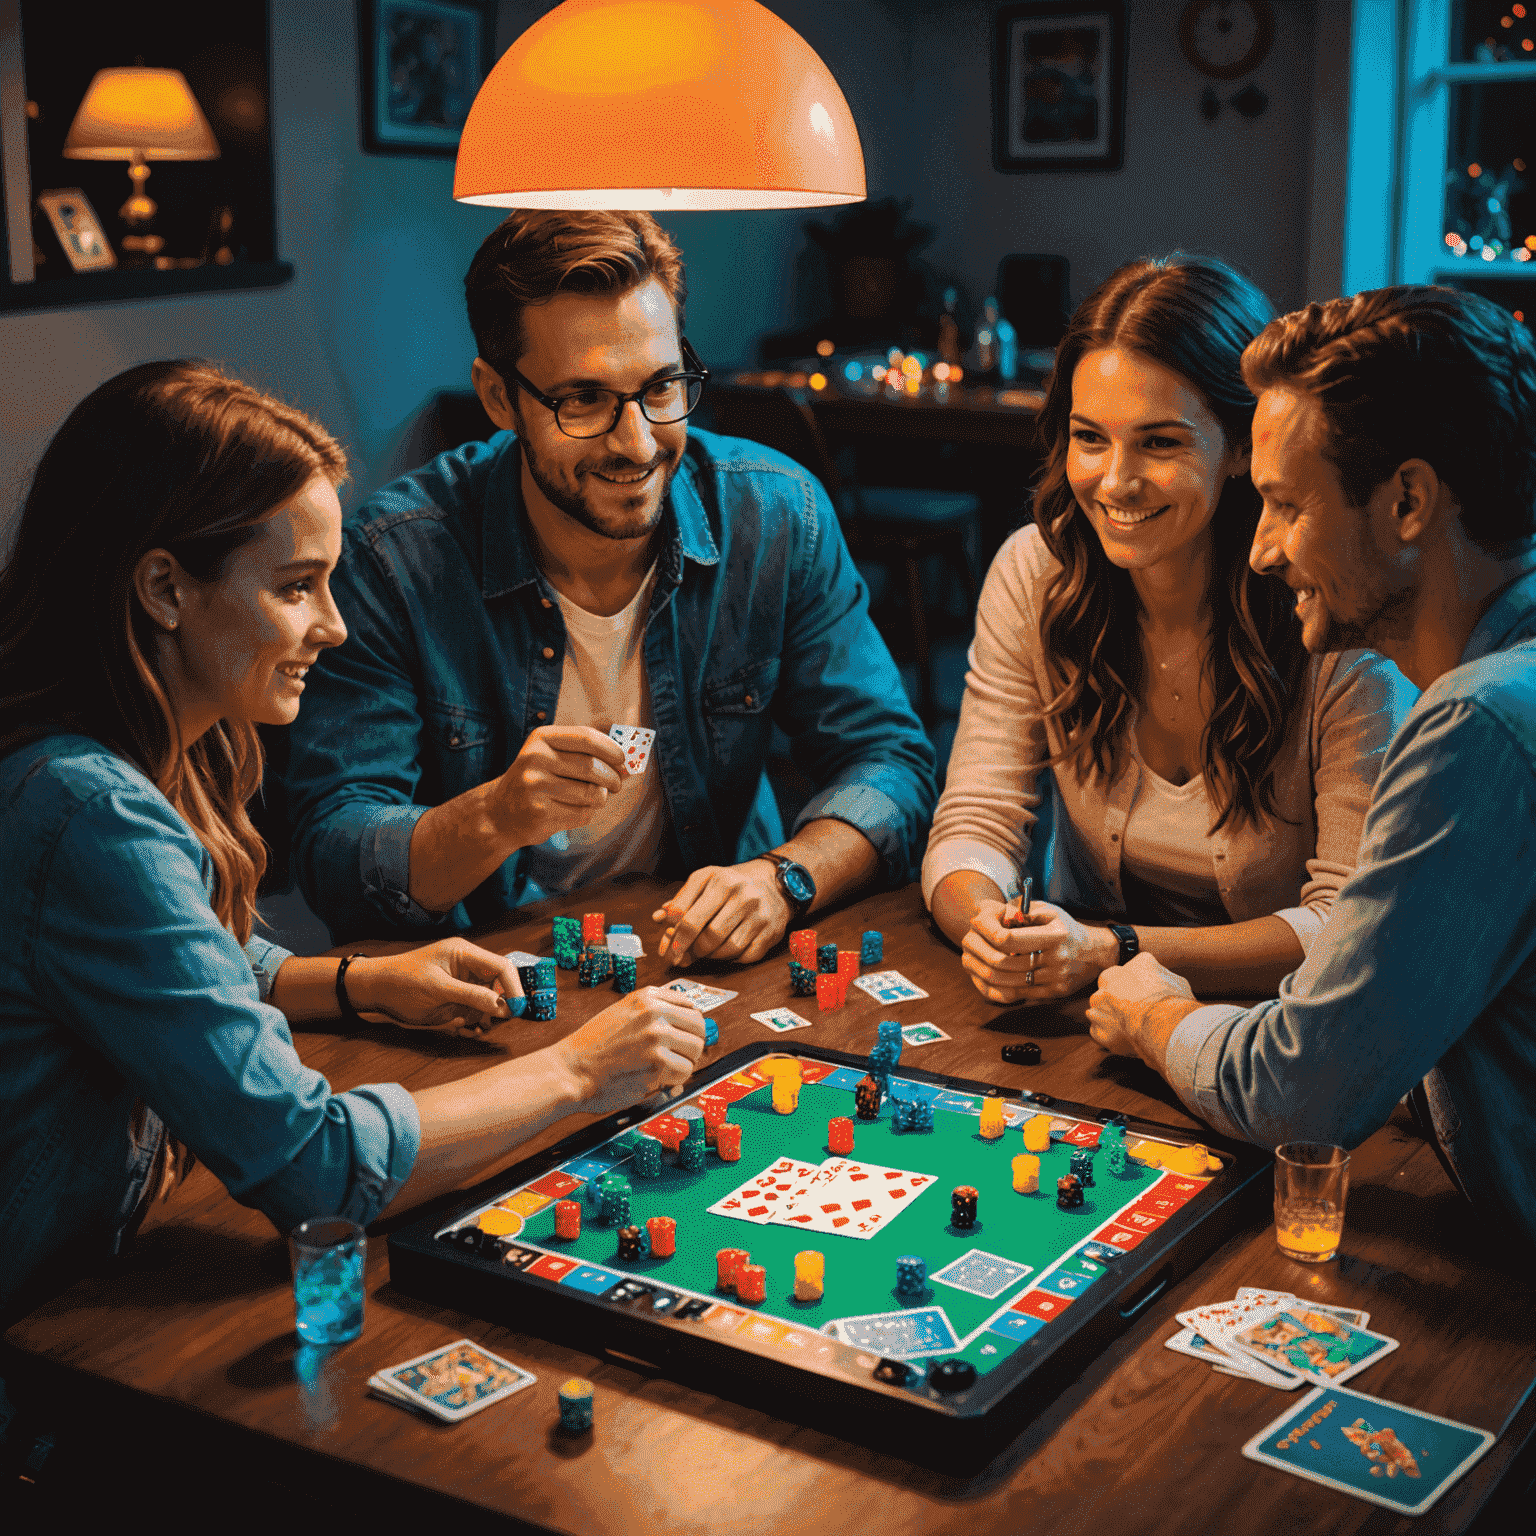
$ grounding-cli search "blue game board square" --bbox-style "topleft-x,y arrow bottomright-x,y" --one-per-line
562,1265 -> 624,1295
987,1312 -> 1046,1343
1039,1268 -> 1099,1298
1063,1251 -> 1110,1282
889,1078 -> 945,1105
815,1066 -> 868,1091
560,1154 -> 621,1181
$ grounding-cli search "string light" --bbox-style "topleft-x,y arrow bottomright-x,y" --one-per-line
808,372 -> 827,390
815,339 -> 834,358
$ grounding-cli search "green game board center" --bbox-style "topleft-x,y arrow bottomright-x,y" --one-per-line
516,1078 -> 1162,1377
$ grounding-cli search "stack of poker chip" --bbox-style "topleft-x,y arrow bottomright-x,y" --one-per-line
552,915 -> 582,969
715,1122 -> 742,1161
616,1224 -> 644,1261
632,1135 -> 663,1178
860,929 -> 883,966
816,943 -> 838,975
1012,1154 -> 1040,1194
1057,1173 -> 1085,1209
558,1378 -> 594,1433
646,1216 -> 675,1257
890,1095 -> 917,1134
528,988 -> 557,1021
716,1246 -> 750,1292
612,954 -> 638,993
700,1099 -> 728,1144
599,1174 -> 632,1227
1070,1148 -> 1095,1187
679,1137 -> 706,1172
516,960 -> 541,997
581,912 -> 606,946
828,1115 -> 854,1153
876,1019 -> 903,1064
789,961 -> 817,996
854,1074 -> 881,1119
554,1199 -> 582,1239
789,928 -> 818,966
951,1185 -> 979,1229
735,1263 -> 767,1303
793,1249 -> 824,1302
1100,1123 -> 1128,1177
578,945 -> 612,987
895,1255 -> 927,1297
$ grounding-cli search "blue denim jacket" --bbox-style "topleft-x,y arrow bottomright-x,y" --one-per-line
276,429 -> 938,944
0,736 -> 420,1321
1166,567 -> 1536,1245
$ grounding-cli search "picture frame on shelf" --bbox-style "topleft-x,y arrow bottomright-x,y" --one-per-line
34,189 -> 116,274
358,0 -> 497,158
992,2 -> 1127,172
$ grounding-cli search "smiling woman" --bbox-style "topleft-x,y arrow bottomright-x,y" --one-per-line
924,254 -> 1417,1010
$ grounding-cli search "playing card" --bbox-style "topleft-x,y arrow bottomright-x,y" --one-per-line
932,1249 -> 1034,1299
835,1306 -> 960,1359
851,969 -> 929,1003
606,933 -> 645,958
1236,1288 -> 1370,1330
609,723 -> 657,774
368,1340 -> 535,1422
503,950 -> 544,967
1178,1293 -> 1307,1388
1165,1325 -> 1275,1383
776,1160 -> 935,1238
750,1007 -> 815,1033
1242,1384 -> 1495,1516
707,1157 -> 818,1223
899,1022 -> 949,1047
1228,1305 -> 1399,1389
659,978 -> 739,1012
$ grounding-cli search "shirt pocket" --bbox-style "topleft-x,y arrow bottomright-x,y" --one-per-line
425,701 -> 497,800
703,656 -> 780,777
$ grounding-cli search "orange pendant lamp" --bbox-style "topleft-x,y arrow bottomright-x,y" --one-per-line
454,0 -> 865,211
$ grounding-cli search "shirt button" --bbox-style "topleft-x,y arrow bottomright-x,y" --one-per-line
1109,832 -> 1119,842
744,694 -> 753,706
542,646 -> 555,659
536,711 -> 547,721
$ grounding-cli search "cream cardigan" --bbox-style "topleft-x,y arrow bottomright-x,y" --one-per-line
922,525 -> 1419,951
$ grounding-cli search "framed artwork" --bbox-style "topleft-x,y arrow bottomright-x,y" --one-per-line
358,0 -> 497,157
992,2 -> 1127,172
35,189 -> 116,272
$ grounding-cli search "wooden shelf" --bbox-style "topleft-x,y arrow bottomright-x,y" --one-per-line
0,259 -> 294,313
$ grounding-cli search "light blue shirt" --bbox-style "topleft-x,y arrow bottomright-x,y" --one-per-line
0,735 -> 420,1321
1166,569 -> 1536,1243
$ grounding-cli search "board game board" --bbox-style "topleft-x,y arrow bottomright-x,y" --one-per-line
388,1044 -> 1270,1470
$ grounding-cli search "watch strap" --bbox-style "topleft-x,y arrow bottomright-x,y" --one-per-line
758,851 -> 814,917
1108,923 -> 1139,966
335,952 -> 368,1022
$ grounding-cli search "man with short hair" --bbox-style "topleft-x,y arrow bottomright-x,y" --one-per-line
277,210 -> 936,960
1085,286 -> 1536,1243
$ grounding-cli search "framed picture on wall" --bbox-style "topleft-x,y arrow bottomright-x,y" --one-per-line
358,0 -> 497,157
992,1 -> 1127,172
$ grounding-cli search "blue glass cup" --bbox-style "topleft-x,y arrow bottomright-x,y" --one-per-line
289,1217 -> 366,1345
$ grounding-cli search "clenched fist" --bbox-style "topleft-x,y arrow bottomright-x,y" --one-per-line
490,725 -> 628,848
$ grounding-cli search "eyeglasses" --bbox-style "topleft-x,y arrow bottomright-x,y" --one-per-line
501,338 -> 710,439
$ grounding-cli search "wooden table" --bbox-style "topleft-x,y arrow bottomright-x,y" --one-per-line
8,879 -> 1536,1532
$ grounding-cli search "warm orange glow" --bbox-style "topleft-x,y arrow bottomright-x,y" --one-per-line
1469,163 -> 1483,177
808,373 -> 827,390
63,68 -> 219,160
1524,36 -> 1534,48
901,355 -> 922,378
1501,12 -> 1514,25
1518,159 -> 1529,172
815,338 -> 834,357
1516,4 -> 1528,16
1527,235 -> 1536,248
1516,310 -> 1526,322
950,367 -> 963,382
871,365 -> 887,381
454,0 -> 865,210
933,362 -> 951,381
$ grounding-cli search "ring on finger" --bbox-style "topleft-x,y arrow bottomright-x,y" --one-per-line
1025,969 -> 1035,985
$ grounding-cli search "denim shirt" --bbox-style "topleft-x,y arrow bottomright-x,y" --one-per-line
275,428 -> 938,944
1165,568 -> 1536,1245
0,736 -> 420,1321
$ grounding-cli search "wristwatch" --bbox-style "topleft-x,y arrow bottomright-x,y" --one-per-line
757,851 -> 816,918
1108,922 -> 1140,966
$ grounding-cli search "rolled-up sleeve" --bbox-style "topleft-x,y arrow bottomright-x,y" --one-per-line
1161,697 -> 1536,1150
776,474 -> 938,885
243,935 -> 295,1001
1295,649 -> 1418,924
33,787 -> 420,1230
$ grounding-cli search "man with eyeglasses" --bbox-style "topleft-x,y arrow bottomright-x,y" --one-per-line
276,210 -> 937,964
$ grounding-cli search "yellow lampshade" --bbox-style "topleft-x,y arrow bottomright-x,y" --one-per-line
63,68 -> 220,161
454,0 -> 865,211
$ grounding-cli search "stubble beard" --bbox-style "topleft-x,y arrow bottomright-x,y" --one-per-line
517,415 -> 681,543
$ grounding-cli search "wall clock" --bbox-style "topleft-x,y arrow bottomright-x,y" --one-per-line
1179,0 -> 1275,80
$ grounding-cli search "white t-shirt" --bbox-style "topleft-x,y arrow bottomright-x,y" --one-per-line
524,568 -> 666,893
1118,734 -> 1229,927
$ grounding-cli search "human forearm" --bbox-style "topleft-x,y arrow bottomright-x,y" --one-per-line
1122,915 -> 1303,997
781,818 -> 880,912
407,779 -> 521,914
930,868 -> 1007,948
389,1046 -> 586,1213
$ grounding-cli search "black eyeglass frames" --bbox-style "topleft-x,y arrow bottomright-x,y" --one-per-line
501,338 -> 710,439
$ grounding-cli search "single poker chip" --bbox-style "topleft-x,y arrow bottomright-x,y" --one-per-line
477,1207 -> 523,1237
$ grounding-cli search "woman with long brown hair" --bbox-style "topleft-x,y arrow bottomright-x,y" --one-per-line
0,361 -> 705,1324
925,255 -> 1416,1003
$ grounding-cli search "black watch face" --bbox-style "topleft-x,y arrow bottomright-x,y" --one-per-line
781,864 -> 815,905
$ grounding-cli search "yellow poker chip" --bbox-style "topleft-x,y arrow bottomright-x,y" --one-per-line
477,1207 -> 523,1236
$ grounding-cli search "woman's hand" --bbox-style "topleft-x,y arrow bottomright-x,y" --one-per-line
961,899 -> 1119,1005
346,938 -> 523,1032
552,987 -> 708,1116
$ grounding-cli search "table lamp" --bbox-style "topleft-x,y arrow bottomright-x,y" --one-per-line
454,0 -> 865,210
62,67 -> 220,259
